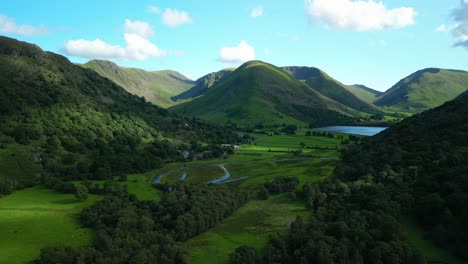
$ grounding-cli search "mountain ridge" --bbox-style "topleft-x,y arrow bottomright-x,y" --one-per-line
375,67 -> 468,112
82,59 -> 195,107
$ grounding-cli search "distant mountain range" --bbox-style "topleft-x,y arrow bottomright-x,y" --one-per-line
82,60 -> 194,107
76,50 -> 468,127
171,68 -> 235,102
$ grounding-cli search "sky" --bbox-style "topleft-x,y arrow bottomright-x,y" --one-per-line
1,0 -> 467,91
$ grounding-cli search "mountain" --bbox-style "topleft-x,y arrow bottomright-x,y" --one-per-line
375,68 -> 468,112
344,84 -> 383,104
282,66 -> 378,113
171,68 -> 234,102
0,36 -> 239,194
171,61 -> 360,127
82,60 -> 195,107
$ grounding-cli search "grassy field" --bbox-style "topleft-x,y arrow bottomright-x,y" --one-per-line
400,217 -> 461,264
184,193 -> 308,264
0,186 -> 101,264
152,131 -> 342,188
125,174 -> 161,200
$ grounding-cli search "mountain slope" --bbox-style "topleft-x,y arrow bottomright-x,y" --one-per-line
0,36 -> 238,194
282,66 -> 378,113
82,60 -> 194,107
171,61 -> 360,127
241,91 -> 468,264
375,68 -> 468,112
171,68 -> 234,101
344,84 -> 383,104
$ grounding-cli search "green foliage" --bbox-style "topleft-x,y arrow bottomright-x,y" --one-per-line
264,176 -> 299,194
74,185 -> 88,201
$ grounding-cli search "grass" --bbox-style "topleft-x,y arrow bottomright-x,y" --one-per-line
400,217 -> 461,264
0,186 -> 101,264
184,193 -> 308,264
125,174 -> 162,200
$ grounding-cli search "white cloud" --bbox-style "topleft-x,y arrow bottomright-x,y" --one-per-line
435,24 -> 447,32
63,39 -> 126,59
148,5 -> 161,14
124,19 -> 154,38
219,40 -> 255,63
251,6 -> 264,17
63,19 -> 168,60
162,8 -> 192,27
305,0 -> 415,31
0,14 -> 48,36
451,1 -> 468,48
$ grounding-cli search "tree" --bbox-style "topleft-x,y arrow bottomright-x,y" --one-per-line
75,185 -> 88,201
229,246 -> 258,264
258,186 -> 270,200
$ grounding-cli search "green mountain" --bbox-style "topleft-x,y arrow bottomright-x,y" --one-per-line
171,61 -> 360,127
282,66 -> 378,113
82,60 -> 195,107
375,68 -> 468,112
0,36 -> 238,194
344,84 -> 383,104
171,68 -> 234,101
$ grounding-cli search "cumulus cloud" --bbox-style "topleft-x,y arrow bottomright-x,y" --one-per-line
124,19 -> 154,37
63,19 -> 167,60
435,24 -> 447,32
162,8 -> 192,27
251,6 -> 264,17
451,1 -> 468,48
219,40 -> 255,63
0,14 -> 48,36
305,0 -> 415,31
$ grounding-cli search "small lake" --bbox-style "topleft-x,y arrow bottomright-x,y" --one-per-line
314,126 -> 387,136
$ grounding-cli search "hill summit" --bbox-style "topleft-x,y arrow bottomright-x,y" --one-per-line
171,60 -> 359,127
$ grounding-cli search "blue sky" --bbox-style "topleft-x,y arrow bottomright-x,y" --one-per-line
1,0 -> 467,91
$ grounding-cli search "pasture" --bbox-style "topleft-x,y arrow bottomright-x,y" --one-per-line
0,186 -> 100,264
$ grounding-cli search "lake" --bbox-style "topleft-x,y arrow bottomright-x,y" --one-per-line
314,126 -> 387,136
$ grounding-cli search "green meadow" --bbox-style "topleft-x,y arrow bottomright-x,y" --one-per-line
184,193 -> 309,264
0,186 -> 100,264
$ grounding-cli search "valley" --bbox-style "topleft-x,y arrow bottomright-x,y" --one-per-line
0,34 -> 466,264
